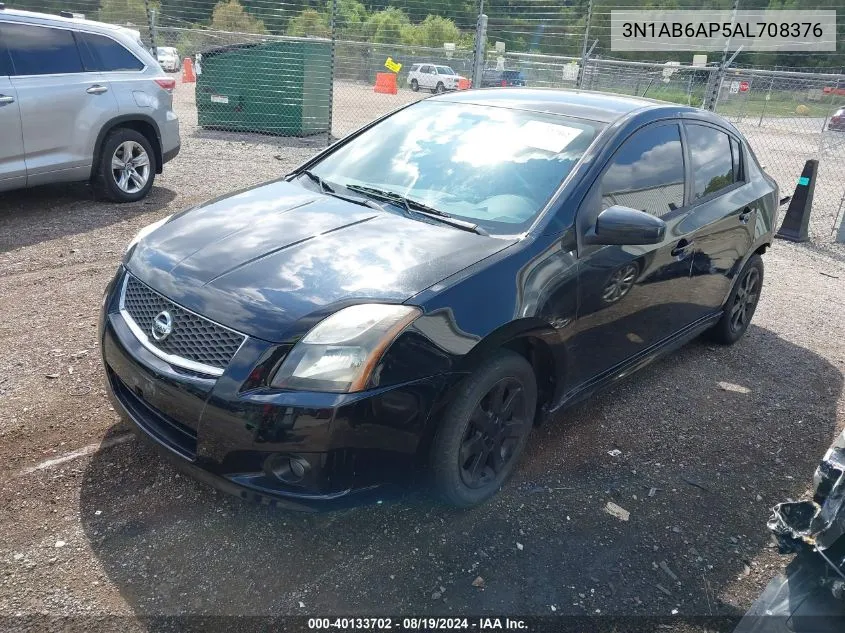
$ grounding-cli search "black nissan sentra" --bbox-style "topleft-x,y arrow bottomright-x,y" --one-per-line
100,89 -> 778,509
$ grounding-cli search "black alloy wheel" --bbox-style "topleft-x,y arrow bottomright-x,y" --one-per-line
706,253 -> 764,345
431,350 -> 537,507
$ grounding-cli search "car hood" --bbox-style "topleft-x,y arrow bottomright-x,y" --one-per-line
126,180 -> 514,342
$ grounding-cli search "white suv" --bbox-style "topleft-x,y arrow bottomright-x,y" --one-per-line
155,46 -> 180,73
407,63 -> 467,94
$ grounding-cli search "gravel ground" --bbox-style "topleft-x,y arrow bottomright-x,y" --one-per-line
0,80 -> 844,629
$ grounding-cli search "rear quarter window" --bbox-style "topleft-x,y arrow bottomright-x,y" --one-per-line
76,31 -> 144,72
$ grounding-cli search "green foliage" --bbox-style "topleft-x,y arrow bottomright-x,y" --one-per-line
19,0 -> 842,66
364,7 -> 410,44
175,26 -> 209,58
404,15 -> 461,47
286,9 -> 330,38
210,0 -> 266,34
98,0 -> 151,27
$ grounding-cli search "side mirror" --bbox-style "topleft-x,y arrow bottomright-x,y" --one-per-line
584,205 -> 666,246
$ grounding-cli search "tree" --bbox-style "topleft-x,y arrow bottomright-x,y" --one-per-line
286,9 -> 331,37
335,0 -> 369,39
98,0 -> 151,28
209,0 -> 267,34
364,7 -> 410,44
407,15 -> 460,47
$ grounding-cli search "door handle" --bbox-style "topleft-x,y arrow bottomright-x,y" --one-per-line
671,238 -> 694,257
0,95 -> 15,105
739,207 -> 752,224
86,85 -> 109,95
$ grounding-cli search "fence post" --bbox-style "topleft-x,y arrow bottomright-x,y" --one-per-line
758,75 -> 774,126
143,0 -> 156,50
327,0 -> 338,146
576,0 -> 594,90
704,0 -> 739,111
472,9 -> 488,87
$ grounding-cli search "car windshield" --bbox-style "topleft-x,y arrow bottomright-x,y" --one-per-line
436,66 -> 455,75
309,101 -> 601,234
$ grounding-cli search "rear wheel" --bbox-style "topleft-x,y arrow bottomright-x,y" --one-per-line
431,350 -> 537,508
706,254 -> 764,345
410,79 -> 419,92
93,128 -> 156,202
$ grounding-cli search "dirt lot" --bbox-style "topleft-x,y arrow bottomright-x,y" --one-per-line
1,80 -> 845,630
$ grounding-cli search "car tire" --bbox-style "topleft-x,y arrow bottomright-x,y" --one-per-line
410,79 -> 419,92
705,253 -> 764,345
430,350 -> 537,508
435,82 -> 445,94
93,128 -> 157,203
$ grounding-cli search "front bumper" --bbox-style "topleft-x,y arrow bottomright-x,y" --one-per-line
99,271 -> 449,507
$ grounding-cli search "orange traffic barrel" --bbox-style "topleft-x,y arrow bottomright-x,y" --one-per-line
182,57 -> 196,83
374,72 -> 397,95
457,78 -> 471,90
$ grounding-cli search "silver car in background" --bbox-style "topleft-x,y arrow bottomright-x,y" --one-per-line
155,46 -> 180,73
0,7 -> 180,202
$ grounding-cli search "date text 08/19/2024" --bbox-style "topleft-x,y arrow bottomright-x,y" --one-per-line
307,618 -> 528,630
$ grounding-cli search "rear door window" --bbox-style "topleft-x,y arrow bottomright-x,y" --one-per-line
686,124 -> 736,200
600,123 -> 686,218
1,23 -> 83,75
76,31 -> 144,72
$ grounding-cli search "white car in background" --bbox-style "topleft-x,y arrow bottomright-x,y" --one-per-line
156,46 -> 180,72
407,63 -> 466,93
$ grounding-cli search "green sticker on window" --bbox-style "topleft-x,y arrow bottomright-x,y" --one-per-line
798,176 -> 810,186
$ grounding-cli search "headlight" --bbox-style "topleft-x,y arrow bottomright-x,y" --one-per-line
123,215 -> 171,259
270,304 -> 421,393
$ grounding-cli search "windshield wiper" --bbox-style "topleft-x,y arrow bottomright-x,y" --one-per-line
344,184 -> 488,236
297,169 -> 334,193
293,171 -> 384,211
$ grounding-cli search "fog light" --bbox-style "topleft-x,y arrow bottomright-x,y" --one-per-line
266,453 -> 310,484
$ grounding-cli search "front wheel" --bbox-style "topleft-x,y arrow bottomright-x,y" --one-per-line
706,254 -> 764,344
410,79 -> 419,92
430,350 -> 537,508
434,82 -> 445,94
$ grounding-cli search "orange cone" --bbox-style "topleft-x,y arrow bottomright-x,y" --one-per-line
374,72 -> 397,95
182,57 -> 196,83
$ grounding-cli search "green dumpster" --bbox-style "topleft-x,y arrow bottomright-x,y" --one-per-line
196,38 -> 331,136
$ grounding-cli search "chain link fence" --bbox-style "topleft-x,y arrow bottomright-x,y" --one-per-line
713,69 -> 845,249
4,0 -> 845,248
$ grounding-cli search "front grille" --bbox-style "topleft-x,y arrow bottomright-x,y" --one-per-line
121,275 -> 245,373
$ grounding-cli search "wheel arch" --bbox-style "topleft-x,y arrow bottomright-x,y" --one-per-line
92,115 -> 164,177
452,318 -> 568,425
413,318 -> 567,464
720,238 -> 770,306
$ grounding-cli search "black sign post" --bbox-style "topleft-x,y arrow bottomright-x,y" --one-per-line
775,159 -> 818,243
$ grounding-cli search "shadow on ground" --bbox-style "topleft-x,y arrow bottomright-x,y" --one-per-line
0,184 -> 176,253
79,324 -> 841,620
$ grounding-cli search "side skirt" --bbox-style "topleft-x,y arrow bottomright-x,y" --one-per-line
548,311 -> 722,417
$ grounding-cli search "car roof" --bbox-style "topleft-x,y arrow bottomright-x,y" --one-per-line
433,88 -> 697,124
0,7 -> 141,39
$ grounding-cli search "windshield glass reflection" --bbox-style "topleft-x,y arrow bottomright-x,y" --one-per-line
311,101 -> 601,234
